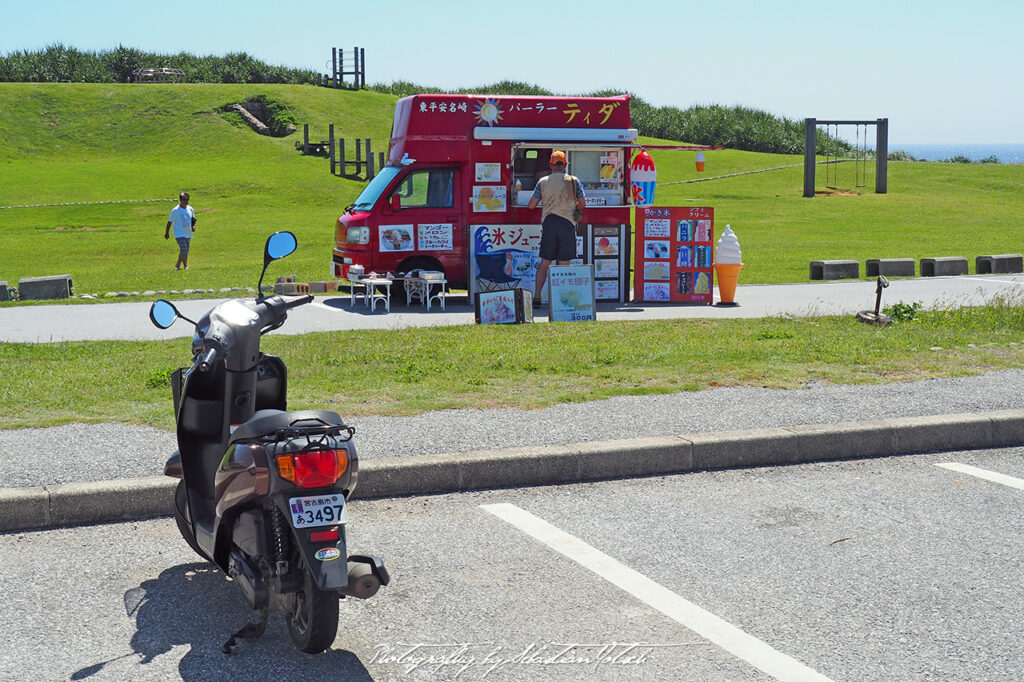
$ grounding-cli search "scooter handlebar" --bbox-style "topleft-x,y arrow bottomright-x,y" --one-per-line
256,294 -> 313,333
197,346 -> 219,373
283,294 -> 314,309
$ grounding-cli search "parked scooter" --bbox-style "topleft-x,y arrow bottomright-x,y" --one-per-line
148,231 -> 388,654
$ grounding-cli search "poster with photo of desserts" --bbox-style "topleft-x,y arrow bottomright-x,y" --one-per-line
588,225 -> 628,302
634,206 -> 714,303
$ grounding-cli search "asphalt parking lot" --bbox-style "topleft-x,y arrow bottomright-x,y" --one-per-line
2,446 -> 1022,681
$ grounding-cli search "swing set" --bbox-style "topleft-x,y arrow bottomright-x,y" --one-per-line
803,117 -> 888,197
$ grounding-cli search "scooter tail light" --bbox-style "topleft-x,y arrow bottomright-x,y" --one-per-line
310,528 -> 339,542
276,449 -> 349,488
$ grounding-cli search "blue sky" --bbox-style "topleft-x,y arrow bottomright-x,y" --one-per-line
3,0 -> 1021,144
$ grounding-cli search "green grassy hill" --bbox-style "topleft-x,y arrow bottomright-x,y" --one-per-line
0,83 -> 395,295
2,82 -> 1022,296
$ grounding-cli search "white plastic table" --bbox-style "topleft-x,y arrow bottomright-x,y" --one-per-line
424,278 -> 447,311
344,280 -> 367,307
362,278 -> 392,313
403,276 -> 446,311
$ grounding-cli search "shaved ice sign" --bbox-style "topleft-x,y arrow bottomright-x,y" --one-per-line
633,206 -> 715,304
630,150 -> 657,207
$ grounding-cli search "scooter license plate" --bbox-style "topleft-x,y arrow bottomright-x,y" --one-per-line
288,493 -> 349,528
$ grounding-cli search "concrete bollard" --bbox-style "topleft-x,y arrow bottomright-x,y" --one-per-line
920,257 -> 968,277
18,274 -> 73,300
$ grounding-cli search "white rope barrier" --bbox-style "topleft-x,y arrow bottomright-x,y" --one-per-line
0,198 -> 176,210
658,159 -> 853,186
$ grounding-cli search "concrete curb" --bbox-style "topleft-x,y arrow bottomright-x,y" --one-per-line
3,410 -> 1023,533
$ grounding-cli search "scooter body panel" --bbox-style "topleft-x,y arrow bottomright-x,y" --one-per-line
151,246 -> 387,652
164,451 -> 183,479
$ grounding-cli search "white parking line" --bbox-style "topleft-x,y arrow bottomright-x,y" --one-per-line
935,463 -> 1024,490
481,502 -> 833,682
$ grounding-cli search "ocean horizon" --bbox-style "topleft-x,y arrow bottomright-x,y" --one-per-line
881,143 -> 1024,164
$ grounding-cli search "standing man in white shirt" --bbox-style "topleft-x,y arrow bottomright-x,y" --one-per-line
164,192 -> 196,270
528,151 -> 585,305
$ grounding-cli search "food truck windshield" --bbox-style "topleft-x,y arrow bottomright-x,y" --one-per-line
349,166 -> 401,211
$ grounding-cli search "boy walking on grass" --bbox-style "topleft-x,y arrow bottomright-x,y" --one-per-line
164,192 -> 196,270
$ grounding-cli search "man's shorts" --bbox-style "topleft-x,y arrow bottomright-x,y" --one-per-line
539,214 -> 576,262
175,237 -> 191,255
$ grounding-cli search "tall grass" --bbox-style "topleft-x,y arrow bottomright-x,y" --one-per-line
0,44 -> 317,85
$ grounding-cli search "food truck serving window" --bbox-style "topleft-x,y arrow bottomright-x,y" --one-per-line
512,146 -> 626,207
390,168 -> 455,209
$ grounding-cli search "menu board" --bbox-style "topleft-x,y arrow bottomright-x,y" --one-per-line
633,206 -> 714,304
587,224 -> 629,302
475,288 -> 534,324
547,265 -> 596,322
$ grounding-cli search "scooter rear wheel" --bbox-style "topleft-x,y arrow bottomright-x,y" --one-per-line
287,552 -> 340,653
174,480 -> 206,560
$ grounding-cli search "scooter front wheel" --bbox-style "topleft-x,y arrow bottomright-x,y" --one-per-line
174,480 -> 206,560
287,552 -> 340,653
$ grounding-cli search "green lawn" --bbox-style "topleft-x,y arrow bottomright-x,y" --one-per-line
2,83 -> 1023,295
0,83 -> 394,295
2,301 -> 1024,430
647,140 -> 1024,283
2,83 -> 1023,429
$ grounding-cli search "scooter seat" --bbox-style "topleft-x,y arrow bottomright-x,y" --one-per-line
230,409 -> 349,443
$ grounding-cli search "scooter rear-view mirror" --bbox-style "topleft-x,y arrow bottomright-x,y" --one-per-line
150,299 -> 181,329
265,231 -> 297,263
258,231 -> 298,295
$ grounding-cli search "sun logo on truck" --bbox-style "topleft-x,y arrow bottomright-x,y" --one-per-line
474,98 -> 504,127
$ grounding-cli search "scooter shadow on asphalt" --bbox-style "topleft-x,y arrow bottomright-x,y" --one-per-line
70,562 -> 373,681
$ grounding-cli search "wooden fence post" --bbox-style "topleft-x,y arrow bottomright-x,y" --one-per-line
339,138 -> 346,176
875,118 -> 888,195
329,124 -> 336,175
803,118 -> 816,198
303,124 -> 309,155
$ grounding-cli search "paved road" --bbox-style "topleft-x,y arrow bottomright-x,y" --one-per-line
2,448 -> 1022,681
1,274 -> 1022,342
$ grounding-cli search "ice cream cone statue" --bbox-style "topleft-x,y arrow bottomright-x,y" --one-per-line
695,150 -> 706,172
713,224 -> 743,305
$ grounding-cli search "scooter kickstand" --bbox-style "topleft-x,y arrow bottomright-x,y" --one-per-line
221,608 -> 269,654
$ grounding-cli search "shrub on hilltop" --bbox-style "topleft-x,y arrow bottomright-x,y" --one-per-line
0,44 -> 317,85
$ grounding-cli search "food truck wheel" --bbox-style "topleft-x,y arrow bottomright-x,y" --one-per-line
400,256 -> 443,277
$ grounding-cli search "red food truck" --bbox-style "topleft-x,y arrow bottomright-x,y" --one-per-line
331,93 -> 638,300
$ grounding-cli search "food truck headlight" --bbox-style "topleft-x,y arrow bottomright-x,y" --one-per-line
346,226 -> 370,245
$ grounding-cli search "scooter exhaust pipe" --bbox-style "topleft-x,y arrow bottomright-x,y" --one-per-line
339,561 -> 381,599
